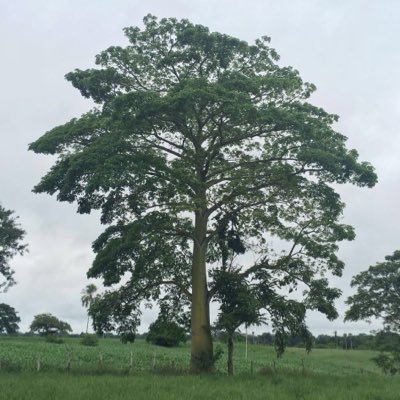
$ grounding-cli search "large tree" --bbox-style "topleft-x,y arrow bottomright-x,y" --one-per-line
0,204 -> 27,292
29,15 -> 376,372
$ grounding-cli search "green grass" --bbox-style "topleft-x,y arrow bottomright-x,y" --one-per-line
0,336 -> 381,375
1,371 -> 400,400
0,336 -> 399,399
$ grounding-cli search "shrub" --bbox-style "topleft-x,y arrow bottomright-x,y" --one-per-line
120,331 -> 136,344
146,318 -> 186,347
45,334 -> 64,344
80,334 -> 99,346
373,352 -> 399,375
371,331 -> 400,374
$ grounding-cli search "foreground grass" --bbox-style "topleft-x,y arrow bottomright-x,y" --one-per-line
1,371 -> 399,400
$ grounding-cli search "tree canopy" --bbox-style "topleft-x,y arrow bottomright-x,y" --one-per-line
89,289 -> 140,341
345,250 -> 400,331
346,251 -> 400,375
0,204 -> 27,292
0,303 -> 21,334
29,15 -> 377,372
30,313 -> 72,336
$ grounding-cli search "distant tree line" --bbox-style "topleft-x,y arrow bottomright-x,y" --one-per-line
212,330 -> 398,352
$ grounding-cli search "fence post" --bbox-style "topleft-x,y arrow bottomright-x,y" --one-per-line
66,346 -> 72,373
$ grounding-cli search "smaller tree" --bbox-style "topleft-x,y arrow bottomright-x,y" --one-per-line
0,204 -> 27,292
0,303 -> 20,334
146,300 -> 188,348
212,269 -> 262,375
81,283 -> 97,333
80,334 -> 99,346
346,250 -> 400,373
30,313 -> 72,336
345,250 -> 400,331
89,290 -> 140,343
146,316 -> 187,348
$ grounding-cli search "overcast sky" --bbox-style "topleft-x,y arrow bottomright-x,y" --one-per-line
1,0 -> 399,335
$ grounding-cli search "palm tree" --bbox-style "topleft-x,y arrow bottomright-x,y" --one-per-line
81,284 -> 97,334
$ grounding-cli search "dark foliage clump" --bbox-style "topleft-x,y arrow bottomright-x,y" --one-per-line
146,317 -> 186,347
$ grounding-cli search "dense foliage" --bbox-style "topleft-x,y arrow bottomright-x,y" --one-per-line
346,250 -> 400,331
147,317 -> 187,347
0,204 -> 27,292
30,313 -> 72,336
346,251 -> 400,374
0,303 -> 20,334
80,333 -> 99,346
89,290 -> 140,343
29,15 -> 376,371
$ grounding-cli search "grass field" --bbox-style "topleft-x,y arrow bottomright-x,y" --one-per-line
0,336 -> 399,399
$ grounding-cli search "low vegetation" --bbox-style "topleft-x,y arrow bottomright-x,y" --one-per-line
1,336 -> 400,399
0,336 -> 382,374
80,334 -> 99,347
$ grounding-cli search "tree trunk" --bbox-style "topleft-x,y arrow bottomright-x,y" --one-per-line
190,210 -> 213,373
227,334 -> 234,375
86,316 -> 90,334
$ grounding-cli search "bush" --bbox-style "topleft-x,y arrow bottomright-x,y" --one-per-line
146,318 -> 186,347
120,331 -> 136,344
371,331 -> 400,375
373,352 -> 399,375
80,334 -> 99,346
45,335 -> 64,344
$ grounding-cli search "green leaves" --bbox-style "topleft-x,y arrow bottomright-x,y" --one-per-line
213,269 -> 262,335
28,110 -> 104,155
0,204 -> 27,292
346,250 -> 400,332
0,303 -> 20,334
65,68 -> 129,104
89,291 -> 140,338
30,313 -> 72,336
146,317 -> 187,347
89,212 -> 192,286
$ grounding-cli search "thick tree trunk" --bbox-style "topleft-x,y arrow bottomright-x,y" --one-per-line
227,334 -> 234,375
190,210 -> 213,373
